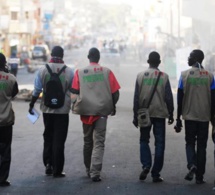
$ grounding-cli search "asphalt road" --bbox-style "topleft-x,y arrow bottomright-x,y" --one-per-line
1,49 -> 215,195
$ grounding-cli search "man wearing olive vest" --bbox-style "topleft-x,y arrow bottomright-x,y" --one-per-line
174,49 -> 215,184
133,51 -> 174,182
0,53 -> 19,187
71,47 -> 120,182
28,46 -> 74,178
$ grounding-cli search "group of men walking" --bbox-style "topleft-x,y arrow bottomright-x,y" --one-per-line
0,45 -> 214,189
0,46 -> 120,186
133,49 -> 215,185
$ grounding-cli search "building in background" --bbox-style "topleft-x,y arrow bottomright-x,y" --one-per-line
0,0 -> 41,57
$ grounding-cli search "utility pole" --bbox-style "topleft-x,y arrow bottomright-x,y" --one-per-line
170,0 -> 173,37
178,0 -> 181,46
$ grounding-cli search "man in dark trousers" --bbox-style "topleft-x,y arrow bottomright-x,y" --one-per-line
71,47 -> 120,182
0,53 -> 19,187
174,49 -> 215,184
8,52 -> 19,77
133,51 -> 174,183
28,46 -> 74,177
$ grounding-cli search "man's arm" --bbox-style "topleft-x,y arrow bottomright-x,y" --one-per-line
133,80 -> 139,128
110,90 -> 120,116
29,71 -> 42,114
70,70 -> 79,102
12,81 -> 19,98
210,76 -> 215,121
164,79 -> 174,116
108,70 -> 120,116
176,76 -> 184,119
165,79 -> 174,124
174,76 -> 184,132
112,90 -> 119,105
177,88 -> 184,119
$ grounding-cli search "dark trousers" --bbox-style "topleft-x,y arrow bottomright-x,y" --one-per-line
0,126 -> 12,182
140,118 -> 165,178
185,120 -> 209,180
43,113 -> 69,174
10,68 -> 17,77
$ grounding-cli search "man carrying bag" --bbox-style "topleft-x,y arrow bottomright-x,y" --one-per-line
137,71 -> 161,128
133,51 -> 174,182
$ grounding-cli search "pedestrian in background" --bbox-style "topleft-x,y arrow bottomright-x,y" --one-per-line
8,52 -> 19,77
71,47 -> 120,182
133,51 -> 174,183
28,46 -> 74,178
0,53 -> 19,187
174,49 -> 215,184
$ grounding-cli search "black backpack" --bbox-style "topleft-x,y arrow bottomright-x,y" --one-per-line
44,64 -> 67,108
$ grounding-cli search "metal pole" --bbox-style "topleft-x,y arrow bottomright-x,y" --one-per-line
178,0 -> 181,40
170,0 -> 173,37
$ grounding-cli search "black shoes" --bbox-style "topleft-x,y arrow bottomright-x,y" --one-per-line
153,177 -> 164,183
0,180 -> 11,187
87,172 -> 90,178
185,166 -> 205,184
53,172 -> 66,178
184,166 -> 197,181
196,179 -> 206,184
86,169 -> 90,178
46,164 -> 65,178
92,176 -> 101,182
139,168 -> 163,183
91,175 -> 101,182
45,164 -> 53,175
139,168 -> 150,181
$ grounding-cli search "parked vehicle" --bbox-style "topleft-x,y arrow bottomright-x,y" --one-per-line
32,45 -> 50,62
20,51 -> 31,66
100,48 -> 121,67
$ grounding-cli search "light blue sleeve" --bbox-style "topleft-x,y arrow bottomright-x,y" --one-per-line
211,76 -> 215,90
32,71 -> 43,97
178,75 -> 183,89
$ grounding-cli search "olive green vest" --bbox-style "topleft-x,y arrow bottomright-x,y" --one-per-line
72,65 -> 113,115
137,68 -> 169,118
181,67 -> 214,121
0,71 -> 17,126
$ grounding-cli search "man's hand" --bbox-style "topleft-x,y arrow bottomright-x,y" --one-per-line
110,108 -> 116,116
133,118 -> 138,128
211,115 -> 215,143
174,119 -> 182,133
212,125 -> 215,144
168,115 -> 174,125
211,115 -> 215,126
29,103 -> 34,115
28,96 -> 38,115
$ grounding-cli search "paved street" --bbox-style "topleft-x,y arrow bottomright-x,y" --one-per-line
1,50 -> 215,194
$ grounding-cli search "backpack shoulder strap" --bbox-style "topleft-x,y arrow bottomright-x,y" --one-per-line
145,71 -> 161,108
46,64 -> 53,75
57,65 -> 67,76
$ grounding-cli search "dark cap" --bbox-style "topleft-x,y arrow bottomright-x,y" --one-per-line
0,53 -> 6,67
51,46 -> 64,58
147,51 -> 161,64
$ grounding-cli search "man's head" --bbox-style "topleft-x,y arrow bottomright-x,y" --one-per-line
88,47 -> 100,63
188,49 -> 204,66
51,46 -> 64,58
147,51 -> 161,67
0,53 -> 6,69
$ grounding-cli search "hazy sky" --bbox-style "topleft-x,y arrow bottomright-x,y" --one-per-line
99,0 -> 156,6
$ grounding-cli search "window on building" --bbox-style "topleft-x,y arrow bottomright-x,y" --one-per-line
25,11 -> 29,19
11,11 -> 18,20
